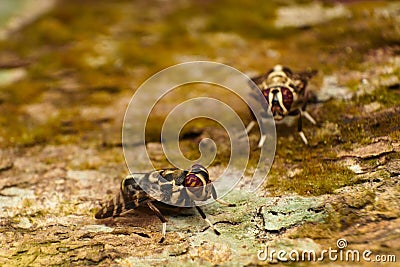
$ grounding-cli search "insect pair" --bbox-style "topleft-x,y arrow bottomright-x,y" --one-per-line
95,164 -> 233,243
95,64 -> 317,242
246,65 -> 317,147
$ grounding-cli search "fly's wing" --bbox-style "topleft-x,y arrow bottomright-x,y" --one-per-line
119,169 -> 188,206
95,173 -> 151,219
292,69 -> 317,93
250,74 -> 267,88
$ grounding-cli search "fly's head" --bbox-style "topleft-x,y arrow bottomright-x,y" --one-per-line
184,164 -> 212,201
262,86 -> 295,120
260,65 -> 297,121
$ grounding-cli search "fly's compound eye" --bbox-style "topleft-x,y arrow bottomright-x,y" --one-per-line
184,166 -> 212,201
280,87 -> 293,111
184,173 -> 206,188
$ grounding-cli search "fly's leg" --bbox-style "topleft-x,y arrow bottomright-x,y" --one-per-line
147,202 -> 168,243
195,205 -> 220,235
211,186 -> 235,207
297,110 -> 308,145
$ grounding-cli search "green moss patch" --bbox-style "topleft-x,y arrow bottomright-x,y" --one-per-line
266,160 -> 355,196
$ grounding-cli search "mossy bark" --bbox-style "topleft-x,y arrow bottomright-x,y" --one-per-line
0,0 -> 399,266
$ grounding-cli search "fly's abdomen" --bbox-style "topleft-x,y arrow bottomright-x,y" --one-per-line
95,191 -> 125,219
95,175 -> 150,219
